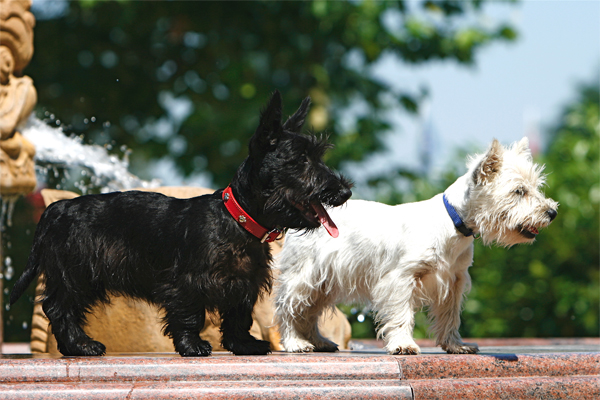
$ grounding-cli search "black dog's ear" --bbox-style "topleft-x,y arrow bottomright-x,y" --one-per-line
283,97 -> 311,133
250,91 -> 283,155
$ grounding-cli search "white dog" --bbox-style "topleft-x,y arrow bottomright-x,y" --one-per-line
275,138 -> 558,355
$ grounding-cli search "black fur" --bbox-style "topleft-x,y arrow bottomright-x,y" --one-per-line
10,91 -> 352,357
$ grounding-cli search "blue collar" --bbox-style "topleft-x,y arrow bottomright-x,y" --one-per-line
443,194 -> 474,237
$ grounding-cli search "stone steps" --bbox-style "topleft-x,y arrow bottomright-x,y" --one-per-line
0,344 -> 598,399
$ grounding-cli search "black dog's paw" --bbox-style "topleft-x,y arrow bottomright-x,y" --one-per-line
312,337 -> 339,353
224,338 -> 272,356
175,337 -> 212,357
314,344 -> 339,353
77,339 -> 106,356
60,338 -> 106,357
178,341 -> 212,357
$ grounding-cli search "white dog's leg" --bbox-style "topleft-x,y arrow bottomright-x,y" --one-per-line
278,315 -> 318,353
278,305 -> 338,352
298,298 -> 339,352
275,294 -> 316,352
372,274 -> 421,355
276,281 -> 338,352
429,270 -> 479,354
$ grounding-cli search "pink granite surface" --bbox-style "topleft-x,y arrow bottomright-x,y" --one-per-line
0,353 -> 401,383
0,353 -> 413,399
409,376 -> 599,400
396,352 -> 599,379
1,343 -> 30,354
0,380 -> 414,400
0,340 -> 597,399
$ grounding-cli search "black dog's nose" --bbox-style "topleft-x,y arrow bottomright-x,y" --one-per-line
339,187 -> 352,203
547,209 -> 557,221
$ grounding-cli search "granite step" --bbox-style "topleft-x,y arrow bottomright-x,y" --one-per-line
0,340 -> 597,399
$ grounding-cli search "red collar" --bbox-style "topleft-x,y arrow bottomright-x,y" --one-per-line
222,186 -> 283,243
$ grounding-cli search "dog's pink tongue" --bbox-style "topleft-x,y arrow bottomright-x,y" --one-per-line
311,203 -> 339,238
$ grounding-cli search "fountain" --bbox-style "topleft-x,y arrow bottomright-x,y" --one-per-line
22,116 -> 160,194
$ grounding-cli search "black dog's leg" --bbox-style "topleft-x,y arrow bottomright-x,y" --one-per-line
220,300 -> 271,355
42,295 -> 106,356
163,304 -> 212,357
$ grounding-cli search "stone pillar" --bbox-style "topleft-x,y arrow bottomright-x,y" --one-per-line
0,0 -> 38,352
0,0 -> 37,195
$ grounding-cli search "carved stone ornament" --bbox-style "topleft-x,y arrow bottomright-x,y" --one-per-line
0,0 -> 37,195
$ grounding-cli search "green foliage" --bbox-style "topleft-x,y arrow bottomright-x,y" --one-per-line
28,0 -> 517,187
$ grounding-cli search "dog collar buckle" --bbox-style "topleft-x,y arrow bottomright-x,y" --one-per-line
260,227 -> 284,243
223,186 -> 285,243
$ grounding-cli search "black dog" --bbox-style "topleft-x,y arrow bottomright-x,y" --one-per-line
11,91 -> 352,357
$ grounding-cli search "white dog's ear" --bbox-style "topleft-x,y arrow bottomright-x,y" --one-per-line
473,139 -> 503,185
514,137 -> 533,159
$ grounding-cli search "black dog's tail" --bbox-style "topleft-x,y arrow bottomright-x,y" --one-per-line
10,246 -> 41,306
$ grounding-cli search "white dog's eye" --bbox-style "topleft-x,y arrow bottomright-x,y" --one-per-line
514,188 -> 526,196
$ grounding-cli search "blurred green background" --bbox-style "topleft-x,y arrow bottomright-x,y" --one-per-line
2,0 -> 598,342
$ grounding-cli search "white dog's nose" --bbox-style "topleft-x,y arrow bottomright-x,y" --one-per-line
547,209 -> 558,221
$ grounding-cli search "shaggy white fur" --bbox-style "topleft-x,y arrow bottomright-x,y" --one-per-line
275,138 -> 558,355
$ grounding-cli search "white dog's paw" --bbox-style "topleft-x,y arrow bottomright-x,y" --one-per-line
386,340 -> 421,355
442,342 -> 479,354
282,338 -> 315,353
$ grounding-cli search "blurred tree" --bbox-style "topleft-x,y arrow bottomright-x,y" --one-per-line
27,0 -> 517,187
